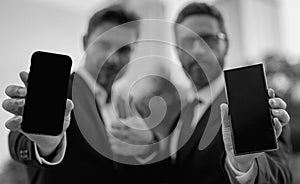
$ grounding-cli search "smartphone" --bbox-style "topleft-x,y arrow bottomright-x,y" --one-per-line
21,51 -> 72,136
224,63 -> 278,155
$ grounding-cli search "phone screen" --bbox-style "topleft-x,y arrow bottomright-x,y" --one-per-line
224,63 -> 278,155
21,51 -> 72,136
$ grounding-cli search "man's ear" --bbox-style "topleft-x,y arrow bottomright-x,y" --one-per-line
131,43 -> 138,54
224,39 -> 229,56
220,39 -> 229,57
83,34 -> 88,51
176,47 -> 183,59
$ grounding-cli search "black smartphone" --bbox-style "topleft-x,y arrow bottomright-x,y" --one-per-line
21,51 -> 72,136
224,63 -> 278,155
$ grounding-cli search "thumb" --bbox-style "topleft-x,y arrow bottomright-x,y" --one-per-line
220,103 -> 233,152
19,71 -> 29,88
220,103 -> 230,129
63,99 -> 73,132
128,95 -> 139,117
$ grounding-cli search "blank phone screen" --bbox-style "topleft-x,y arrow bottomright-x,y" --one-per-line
224,63 -> 278,155
21,51 -> 72,136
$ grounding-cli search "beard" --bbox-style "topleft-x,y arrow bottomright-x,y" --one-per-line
182,55 -> 225,90
183,62 -> 209,91
97,63 -> 123,93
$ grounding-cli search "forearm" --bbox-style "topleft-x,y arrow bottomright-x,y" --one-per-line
225,126 -> 292,184
254,125 -> 293,183
255,150 -> 292,183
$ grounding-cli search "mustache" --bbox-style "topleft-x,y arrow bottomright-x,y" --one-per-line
101,63 -> 122,72
184,61 -> 202,71
183,62 -> 208,80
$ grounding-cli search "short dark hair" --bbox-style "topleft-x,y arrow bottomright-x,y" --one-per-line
86,5 -> 140,39
175,2 -> 228,40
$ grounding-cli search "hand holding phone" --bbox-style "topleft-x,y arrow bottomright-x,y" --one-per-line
220,63 -> 289,172
2,51 -> 73,156
22,51 -> 72,136
224,63 -> 278,156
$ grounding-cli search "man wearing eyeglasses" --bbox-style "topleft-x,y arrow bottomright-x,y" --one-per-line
171,2 -> 292,183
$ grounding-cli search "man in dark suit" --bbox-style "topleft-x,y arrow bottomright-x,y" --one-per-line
2,5 -> 170,184
169,2 -> 292,183
2,3 -> 292,184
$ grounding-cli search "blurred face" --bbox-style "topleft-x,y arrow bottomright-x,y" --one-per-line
175,15 -> 227,90
84,22 -> 137,92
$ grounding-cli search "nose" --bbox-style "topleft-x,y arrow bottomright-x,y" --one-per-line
192,39 -> 206,56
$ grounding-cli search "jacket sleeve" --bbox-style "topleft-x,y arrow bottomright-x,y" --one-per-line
224,124 -> 292,184
9,130 -> 67,168
8,131 -> 41,167
8,73 -> 75,168
254,125 -> 293,183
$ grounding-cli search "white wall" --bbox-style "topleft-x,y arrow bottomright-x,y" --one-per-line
1,0 -> 299,174
280,0 -> 300,63
241,0 -> 282,61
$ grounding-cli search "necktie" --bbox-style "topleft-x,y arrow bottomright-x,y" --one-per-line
177,99 -> 201,148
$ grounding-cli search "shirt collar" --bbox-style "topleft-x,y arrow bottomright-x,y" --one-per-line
76,67 -> 108,105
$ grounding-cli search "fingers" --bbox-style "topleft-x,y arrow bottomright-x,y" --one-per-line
109,129 -> 140,145
268,88 -> 275,98
109,135 -> 130,156
135,98 -> 150,118
2,98 -> 25,115
5,85 -> 27,98
220,103 -> 234,154
64,99 -> 74,117
110,129 -> 128,140
4,72 -> 28,98
269,98 -> 287,109
271,109 -> 290,126
19,71 -> 28,88
111,120 -> 128,130
220,103 -> 230,128
63,99 -> 74,132
116,97 -> 127,119
267,88 -> 290,127
128,95 -> 136,116
108,134 -> 123,145
274,118 -> 282,139
5,116 -> 22,131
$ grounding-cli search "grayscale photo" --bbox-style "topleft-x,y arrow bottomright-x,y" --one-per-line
0,0 -> 300,183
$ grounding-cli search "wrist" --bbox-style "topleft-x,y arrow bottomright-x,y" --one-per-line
37,134 -> 64,157
228,155 -> 254,172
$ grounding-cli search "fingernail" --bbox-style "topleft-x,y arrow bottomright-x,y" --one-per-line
270,99 -> 276,105
16,99 -> 25,106
18,88 -> 25,96
273,109 -> 280,115
15,116 -> 22,122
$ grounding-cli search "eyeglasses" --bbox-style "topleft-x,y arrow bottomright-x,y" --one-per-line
181,32 -> 226,49
200,32 -> 226,46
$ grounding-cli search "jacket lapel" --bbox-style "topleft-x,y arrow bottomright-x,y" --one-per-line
72,73 -> 111,156
176,90 -> 226,162
198,90 -> 226,150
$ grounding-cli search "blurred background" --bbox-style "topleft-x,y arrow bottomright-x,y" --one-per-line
0,0 -> 300,183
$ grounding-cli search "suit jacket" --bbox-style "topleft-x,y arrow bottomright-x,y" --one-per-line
171,90 -> 293,183
8,73 -> 171,184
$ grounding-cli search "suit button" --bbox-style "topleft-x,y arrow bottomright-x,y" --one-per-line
20,150 -> 29,160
